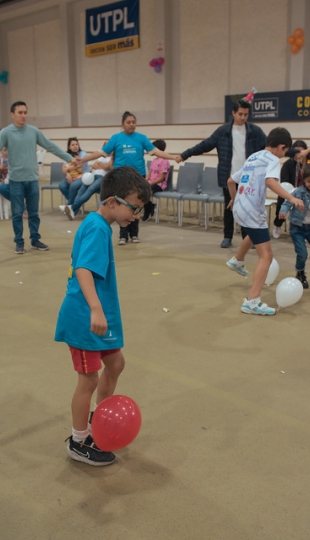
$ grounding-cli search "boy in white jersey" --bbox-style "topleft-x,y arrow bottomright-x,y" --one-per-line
226,128 -> 304,315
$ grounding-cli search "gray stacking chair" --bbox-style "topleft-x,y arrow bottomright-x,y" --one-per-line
41,162 -> 64,210
202,167 -> 224,222
154,165 -> 201,226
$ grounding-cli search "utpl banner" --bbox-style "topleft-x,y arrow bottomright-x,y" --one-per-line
225,90 -> 310,122
85,0 -> 140,57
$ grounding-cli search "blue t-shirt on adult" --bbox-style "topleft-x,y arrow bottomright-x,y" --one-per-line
102,131 -> 155,176
55,212 -> 123,350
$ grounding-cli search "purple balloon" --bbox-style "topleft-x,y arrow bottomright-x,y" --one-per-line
154,65 -> 162,73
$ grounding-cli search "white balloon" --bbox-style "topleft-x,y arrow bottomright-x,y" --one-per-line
276,277 -> 303,308
82,172 -> 95,185
265,258 -> 279,286
281,182 -> 295,194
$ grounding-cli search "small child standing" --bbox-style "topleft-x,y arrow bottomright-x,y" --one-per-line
55,166 -> 151,466
142,139 -> 171,222
226,127 -> 304,315
279,165 -> 310,289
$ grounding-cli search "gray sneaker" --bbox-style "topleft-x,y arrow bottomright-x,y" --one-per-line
31,240 -> 49,251
14,242 -> 25,254
131,236 -> 140,243
221,238 -> 232,248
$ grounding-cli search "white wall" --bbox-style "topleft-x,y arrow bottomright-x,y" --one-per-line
0,0 -> 309,127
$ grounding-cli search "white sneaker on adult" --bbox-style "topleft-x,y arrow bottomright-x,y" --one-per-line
272,226 -> 281,239
65,205 -> 75,220
59,205 -> 66,213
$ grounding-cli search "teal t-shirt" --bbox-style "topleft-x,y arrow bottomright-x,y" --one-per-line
55,213 -> 123,350
102,131 -> 155,175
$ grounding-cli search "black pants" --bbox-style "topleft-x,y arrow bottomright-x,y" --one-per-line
119,219 -> 139,240
223,187 -> 247,239
274,196 -> 285,227
144,184 -> 162,217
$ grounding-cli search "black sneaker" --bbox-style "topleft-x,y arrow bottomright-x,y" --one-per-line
14,242 -> 25,254
296,270 -> 309,289
66,435 -> 116,466
31,240 -> 49,251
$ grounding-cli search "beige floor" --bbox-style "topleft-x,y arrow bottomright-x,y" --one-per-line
1,197 -> 310,540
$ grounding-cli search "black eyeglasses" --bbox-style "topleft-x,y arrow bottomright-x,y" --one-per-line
102,195 -> 144,215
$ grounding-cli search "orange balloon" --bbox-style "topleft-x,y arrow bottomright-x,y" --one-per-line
294,28 -> 304,38
295,36 -> 305,47
287,35 -> 295,44
291,43 -> 300,54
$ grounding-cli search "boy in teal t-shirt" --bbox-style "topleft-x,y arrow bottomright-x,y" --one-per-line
55,166 -> 151,466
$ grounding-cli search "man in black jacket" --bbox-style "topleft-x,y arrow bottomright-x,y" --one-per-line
175,101 -> 266,247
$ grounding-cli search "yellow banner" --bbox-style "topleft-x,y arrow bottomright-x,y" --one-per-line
85,35 -> 139,57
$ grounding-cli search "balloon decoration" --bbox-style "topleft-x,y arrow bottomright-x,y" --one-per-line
276,277 -> 303,308
287,28 -> 305,54
81,172 -> 94,185
241,87 -> 257,105
92,395 -> 142,451
265,258 -> 279,286
149,57 -> 165,73
280,182 -> 295,194
0,70 -> 8,84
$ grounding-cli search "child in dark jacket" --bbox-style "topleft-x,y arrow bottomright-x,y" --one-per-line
279,165 -> 310,288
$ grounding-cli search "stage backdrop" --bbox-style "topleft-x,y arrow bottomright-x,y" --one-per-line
225,90 -> 310,122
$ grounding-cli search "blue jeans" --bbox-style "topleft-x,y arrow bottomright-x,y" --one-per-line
290,223 -> 310,271
71,175 -> 102,215
9,181 -> 40,244
59,178 -> 83,203
0,183 -> 11,201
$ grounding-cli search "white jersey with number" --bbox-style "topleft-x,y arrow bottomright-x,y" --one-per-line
232,150 -> 280,229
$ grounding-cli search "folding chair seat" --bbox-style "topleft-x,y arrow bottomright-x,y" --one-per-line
41,162 -> 64,211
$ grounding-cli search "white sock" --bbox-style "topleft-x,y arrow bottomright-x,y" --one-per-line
247,296 -> 260,305
72,427 -> 89,443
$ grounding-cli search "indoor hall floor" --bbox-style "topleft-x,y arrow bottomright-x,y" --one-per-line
1,203 -> 309,540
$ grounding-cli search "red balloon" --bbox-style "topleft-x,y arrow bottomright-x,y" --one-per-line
92,395 -> 142,451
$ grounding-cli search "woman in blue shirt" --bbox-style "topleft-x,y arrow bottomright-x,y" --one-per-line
80,111 -> 175,244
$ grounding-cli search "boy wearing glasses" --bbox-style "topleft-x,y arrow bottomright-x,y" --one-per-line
55,166 -> 151,466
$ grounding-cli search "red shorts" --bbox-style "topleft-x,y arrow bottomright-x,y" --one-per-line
69,347 -> 121,373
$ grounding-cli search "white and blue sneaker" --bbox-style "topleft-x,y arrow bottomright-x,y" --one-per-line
226,257 -> 248,277
241,298 -> 276,316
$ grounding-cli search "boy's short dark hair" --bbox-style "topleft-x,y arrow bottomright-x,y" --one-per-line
266,127 -> 292,149
232,101 -> 251,113
152,139 -> 166,151
303,165 -> 310,181
10,101 -> 27,113
100,166 -> 151,203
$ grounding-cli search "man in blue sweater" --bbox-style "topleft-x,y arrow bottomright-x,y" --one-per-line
175,101 -> 266,248
0,101 -> 74,254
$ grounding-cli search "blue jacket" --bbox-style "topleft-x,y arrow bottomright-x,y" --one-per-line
280,185 -> 310,226
180,120 -> 267,188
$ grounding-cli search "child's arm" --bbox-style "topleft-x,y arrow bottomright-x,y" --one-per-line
75,268 -> 107,335
227,177 -> 237,209
266,178 -> 304,211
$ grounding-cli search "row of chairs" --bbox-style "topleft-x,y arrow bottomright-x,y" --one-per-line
153,163 -> 223,229
41,162 -> 223,231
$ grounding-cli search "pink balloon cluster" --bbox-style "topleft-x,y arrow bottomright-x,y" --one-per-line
149,57 -> 165,73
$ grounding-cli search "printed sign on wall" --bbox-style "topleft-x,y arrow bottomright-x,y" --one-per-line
225,90 -> 310,122
85,0 -> 139,57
